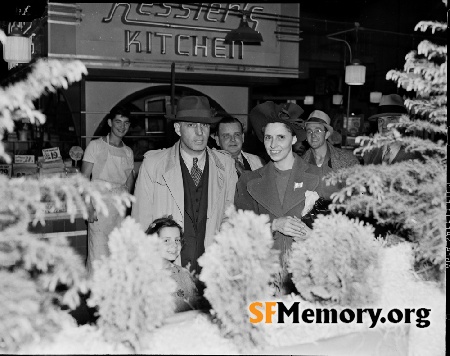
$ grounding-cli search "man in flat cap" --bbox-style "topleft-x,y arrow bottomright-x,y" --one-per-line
132,96 -> 238,274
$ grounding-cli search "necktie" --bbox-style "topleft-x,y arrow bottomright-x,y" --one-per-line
235,158 -> 246,178
190,157 -> 202,186
382,146 -> 391,163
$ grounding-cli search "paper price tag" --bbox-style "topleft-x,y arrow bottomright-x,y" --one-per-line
42,147 -> 62,162
0,164 -> 12,177
15,155 -> 35,164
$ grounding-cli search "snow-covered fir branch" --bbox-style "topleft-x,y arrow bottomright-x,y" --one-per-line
415,21 -> 447,33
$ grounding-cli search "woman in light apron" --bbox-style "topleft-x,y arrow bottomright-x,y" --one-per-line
81,107 -> 135,276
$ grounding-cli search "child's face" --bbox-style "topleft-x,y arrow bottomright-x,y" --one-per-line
158,227 -> 182,262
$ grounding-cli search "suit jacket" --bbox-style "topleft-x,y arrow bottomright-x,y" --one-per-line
363,145 -> 420,165
131,141 -> 238,249
234,155 -> 320,257
212,148 -> 264,171
302,142 -> 360,200
302,142 -> 360,171
242,151 -> 264,171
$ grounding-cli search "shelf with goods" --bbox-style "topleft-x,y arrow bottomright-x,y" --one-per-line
1,139 -> 81,178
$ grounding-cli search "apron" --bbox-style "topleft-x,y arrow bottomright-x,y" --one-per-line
86,136 -> 132,276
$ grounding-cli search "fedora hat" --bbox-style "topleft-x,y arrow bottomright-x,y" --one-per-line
249,101 -> 306,142
304,110 -> 334,136
368,94 -> 407,121
165,96 -> 222,124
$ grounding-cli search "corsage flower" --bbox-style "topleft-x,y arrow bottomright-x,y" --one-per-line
301,190 -> 320,217
294,182 -> 303,190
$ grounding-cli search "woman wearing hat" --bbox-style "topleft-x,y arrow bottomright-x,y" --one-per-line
234,101 -> 323,294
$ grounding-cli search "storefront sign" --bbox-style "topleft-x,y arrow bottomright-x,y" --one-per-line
103,3 -> 265,30
101,3 -> 266,59
48,3 -> 300,77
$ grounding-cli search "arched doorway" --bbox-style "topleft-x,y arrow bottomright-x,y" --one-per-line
93,85 -> 228,162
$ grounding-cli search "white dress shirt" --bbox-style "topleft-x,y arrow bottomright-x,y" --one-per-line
383,142 -> 401,164
180,145 -> 207,171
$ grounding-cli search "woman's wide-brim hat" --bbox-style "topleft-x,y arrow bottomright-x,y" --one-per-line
165,96 -> 222,124
368,94 -> 408,121
304,110 -> 334,136
249,101 -> 306,142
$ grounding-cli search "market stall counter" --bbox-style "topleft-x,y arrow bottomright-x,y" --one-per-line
28,208 -> 88,261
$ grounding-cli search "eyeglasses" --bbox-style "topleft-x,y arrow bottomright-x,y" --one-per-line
306,128 -> 325,136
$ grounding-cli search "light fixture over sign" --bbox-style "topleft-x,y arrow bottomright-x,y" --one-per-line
224,13 -> 263,45
2,26 -> 32,68
345,59 -> 366,85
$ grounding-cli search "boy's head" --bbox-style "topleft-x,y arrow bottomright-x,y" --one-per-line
146,216 -> 183,262
108,106 -> 131,139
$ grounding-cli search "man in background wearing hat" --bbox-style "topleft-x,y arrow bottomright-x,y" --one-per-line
212,116 -> 264,178
364,94 -> 419,165
302,110 -> 360,199
132,96 -> 238,274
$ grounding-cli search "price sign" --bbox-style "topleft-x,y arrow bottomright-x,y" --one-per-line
42,147 -> 62,162
15,155 -> 35,164
0,164 -> 12,177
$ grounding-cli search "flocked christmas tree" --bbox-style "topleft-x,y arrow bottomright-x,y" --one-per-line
325,0 -> 447,286
0,30 -> 133,352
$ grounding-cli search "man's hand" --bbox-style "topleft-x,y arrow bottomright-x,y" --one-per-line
87,203 -> 97,223
272,216 -> 311,240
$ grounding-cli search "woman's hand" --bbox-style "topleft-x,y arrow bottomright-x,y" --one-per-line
292,223 -> 312,242
272,216 -> 311,240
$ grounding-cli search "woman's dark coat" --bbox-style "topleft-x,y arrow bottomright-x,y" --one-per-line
234,155 -> 323,264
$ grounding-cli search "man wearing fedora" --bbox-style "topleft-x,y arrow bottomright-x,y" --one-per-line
302,110 -> 360,199
132,96 -> 238,274
364,94 -> 419,165
212,116 -> 265,178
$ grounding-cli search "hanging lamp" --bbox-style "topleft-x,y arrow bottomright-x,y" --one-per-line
224,12 -> 263,45
327,22 -> 367,138
3,26 -> 32,66
345,59 -> 366,85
